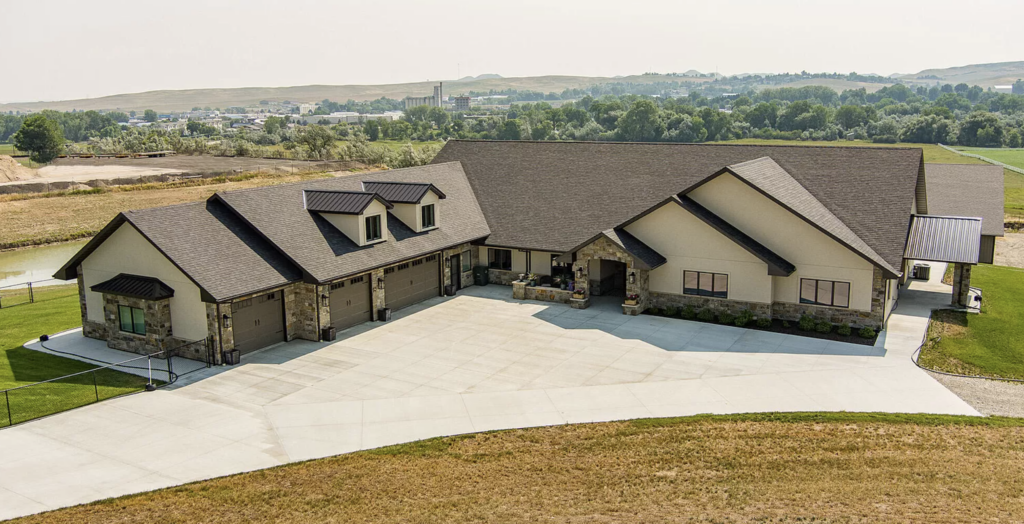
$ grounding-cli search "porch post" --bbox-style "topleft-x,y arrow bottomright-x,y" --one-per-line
951,263 -> 972,307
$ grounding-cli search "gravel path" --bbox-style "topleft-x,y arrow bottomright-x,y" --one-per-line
927,371 -> 1024,417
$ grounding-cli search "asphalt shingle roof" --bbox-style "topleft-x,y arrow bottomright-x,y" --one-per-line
433,140 -> 922,276
215,161 -> 490,283
924,164 -> 1005,237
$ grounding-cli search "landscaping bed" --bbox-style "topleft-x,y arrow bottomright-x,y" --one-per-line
14,412 -> 1024,523
644,306 -> 877,346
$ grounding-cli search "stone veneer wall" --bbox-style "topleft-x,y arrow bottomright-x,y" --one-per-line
101,294 -> 175,355
951,263 -> 972,307
442,243 -> 476,291
488,269 -> 519,286
573,236 -> 650,311
771,267 -> 886,329
520,284 -> 572,304
284,282 -> 319,342
648,291 -> 772,318
78,265 -> 107,341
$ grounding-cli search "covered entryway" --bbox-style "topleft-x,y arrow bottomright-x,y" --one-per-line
330,275 -> 372,331
385,254 -> 440,311
904,215 -> 982,308
232,290 -> 285,354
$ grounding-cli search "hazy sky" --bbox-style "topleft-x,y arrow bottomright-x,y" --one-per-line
3,0 -> 1021,103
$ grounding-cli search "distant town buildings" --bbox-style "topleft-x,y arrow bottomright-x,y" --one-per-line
452,96 -> 471,111
404,83 -> 444,109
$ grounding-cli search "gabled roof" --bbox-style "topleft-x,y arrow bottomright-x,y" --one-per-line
304,190 -> 393,214
55,199 -> 304,303
362,181 -> 447,203
214,162 -> 490,284
904,215 -> 982,265
924,164 -> 1004,237
91,274 -> 175,301
603,229 -> 666,270
432,140 -> 923,274
683,156 -> 899,277
675,196 -> 795,276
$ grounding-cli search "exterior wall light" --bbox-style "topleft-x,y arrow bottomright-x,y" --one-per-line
576,266 -> 583,279
320,293 -> 329,306
222,313 -> 231,329
629,271 -> 636,285
445,257 -> 451,269
377,278 -> 385,290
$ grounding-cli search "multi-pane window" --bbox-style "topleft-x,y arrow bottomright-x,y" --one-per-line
800,279 -> 851,308
488,248 -> 512,270
421,204 -> 436,229
118,305 -> 146,335
683,271 -> 728,298
461,250 -> 472,272
364,215 -> 382,242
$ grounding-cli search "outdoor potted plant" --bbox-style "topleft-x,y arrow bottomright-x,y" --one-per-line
624,293 -> 640,306
527,273 -> 538,286
572,288 -> 586,299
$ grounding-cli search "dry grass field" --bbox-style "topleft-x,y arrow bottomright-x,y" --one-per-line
14,413 -> 1024,523
0,171 -> 353,248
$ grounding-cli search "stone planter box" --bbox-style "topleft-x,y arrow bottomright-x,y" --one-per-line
624,299 -> 638,306
622,303 -> 643,316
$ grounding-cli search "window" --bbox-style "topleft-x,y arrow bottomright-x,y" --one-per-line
118,305 -> 146,335
551,254 -> 573,280
488,248 -> 512,270
683,271 -> 728,298
462,250 -> 472,272
421,204 -> 436,229
364,215 -> 382,242
800,279 -> 850,308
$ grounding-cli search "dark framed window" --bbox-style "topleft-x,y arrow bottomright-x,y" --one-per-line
800,279 -> 850,308
551,254 -> 573,280
421,204 -> 436,229
462,250 -> 472,272
488,248 -> 512,270
118,305 -> 146,335
364,214 -> 382,242
683,271 -> 728,298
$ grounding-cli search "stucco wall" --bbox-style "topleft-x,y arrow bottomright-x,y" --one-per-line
80,223 -> 208,341
530,250 -> 561,276
689,174 -> 876,312
321,199 -> 389,246
624,201 -> 772,304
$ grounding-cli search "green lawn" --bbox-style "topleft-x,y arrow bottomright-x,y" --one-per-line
0,285 -> 151,427
919,265 -> 1024,379
954,147 -> 1024,170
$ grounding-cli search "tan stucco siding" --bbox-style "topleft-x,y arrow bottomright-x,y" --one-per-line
321,200 -> 389,246
883,278 -> 898,321
690,174 -> 876,311
530,251 -> 560,276
80,223 -> 208,340
389,193 -> 439,233
511,249 -> 528,274
624,201 -> 772,303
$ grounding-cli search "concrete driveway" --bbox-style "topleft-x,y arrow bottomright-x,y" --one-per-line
0,279 -> 977,519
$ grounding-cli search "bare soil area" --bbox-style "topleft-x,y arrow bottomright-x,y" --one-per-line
994,232 -> 1024,268
0,155 -> 38,182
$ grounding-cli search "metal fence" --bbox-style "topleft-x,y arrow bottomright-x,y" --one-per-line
0,337 -> 213,428
937,143 -> 1024,176
0,279 -> 78,309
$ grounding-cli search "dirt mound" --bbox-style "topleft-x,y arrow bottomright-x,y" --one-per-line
0,155 -> 38,182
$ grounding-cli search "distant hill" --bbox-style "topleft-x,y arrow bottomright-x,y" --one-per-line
0,74 -> 711,113
894,61 -> 1024,87
455,74 -> 502,82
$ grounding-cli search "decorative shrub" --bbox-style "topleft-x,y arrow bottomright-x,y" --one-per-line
681,306 -> 697,320
798,315 -> 816,331
815,320 -> 833,334
717,312 -> 736,325
664,306 -> 678,317
837,323 -> 852,336
696,308 -> 715,322
756,317 -> 772,328
646,307 -> 660,316
782,320 -> 791,329
734,309 -> 755,327
859,326 -> 877,339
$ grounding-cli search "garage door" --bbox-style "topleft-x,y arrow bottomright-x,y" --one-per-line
231,291 -> 285,355
330,275 -> 372,331
384,255 -> 440,311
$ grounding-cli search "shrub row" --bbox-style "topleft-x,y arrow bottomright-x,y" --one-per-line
645,307 -> 876,339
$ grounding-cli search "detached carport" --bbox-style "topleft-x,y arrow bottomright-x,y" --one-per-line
904,215 -> 983,308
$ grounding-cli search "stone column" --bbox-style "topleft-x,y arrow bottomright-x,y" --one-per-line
316,284 -> 331,338
512,280 -> 526,300
370,268 -> 386,320
951,263 -> 972,307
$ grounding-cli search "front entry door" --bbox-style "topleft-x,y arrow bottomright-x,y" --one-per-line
450,254 -> 461,290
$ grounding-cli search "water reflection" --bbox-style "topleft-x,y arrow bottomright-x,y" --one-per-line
0,241 -> 88,288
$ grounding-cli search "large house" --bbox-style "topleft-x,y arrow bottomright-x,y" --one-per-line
55,141 -> 999,363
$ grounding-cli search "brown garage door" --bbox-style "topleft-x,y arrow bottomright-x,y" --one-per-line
330,275 -> 372,331
232,291 -> 285,355
384,255 -> 440,311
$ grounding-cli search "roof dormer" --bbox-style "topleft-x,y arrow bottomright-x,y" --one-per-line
304,190 -> 393,246
362,181 -> 446,233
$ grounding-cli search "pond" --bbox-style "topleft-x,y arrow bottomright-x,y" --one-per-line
0,241 -> 88,289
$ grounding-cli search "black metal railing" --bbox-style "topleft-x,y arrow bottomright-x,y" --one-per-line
0,279 -> 78,309
0,337 -> 213,428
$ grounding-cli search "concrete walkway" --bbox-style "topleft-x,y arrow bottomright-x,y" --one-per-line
0,279 -> 976,520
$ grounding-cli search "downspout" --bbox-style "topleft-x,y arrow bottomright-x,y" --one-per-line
216,303 -> 225,363
315,284 -> 322,341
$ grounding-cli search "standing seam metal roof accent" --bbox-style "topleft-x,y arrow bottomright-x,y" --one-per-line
304,190 -> 393,214
362,181 -> 447,203
90,273 -> 175,300
904,215 -> 982,265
